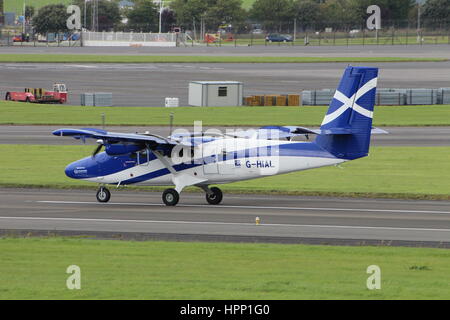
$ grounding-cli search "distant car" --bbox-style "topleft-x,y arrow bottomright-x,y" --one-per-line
265,34 -> 293,43
252,29 -> 263,34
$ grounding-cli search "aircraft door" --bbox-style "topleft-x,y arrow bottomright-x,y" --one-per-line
202,143 -> 219,174
218,147 -> 236,175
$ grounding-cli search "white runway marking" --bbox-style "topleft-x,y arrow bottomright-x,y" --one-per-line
36,200 -> 450,215
1,216 -> 450,233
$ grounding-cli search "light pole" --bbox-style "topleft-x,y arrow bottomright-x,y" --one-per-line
84,0 -> 87,30
159,0 -> 163,34
417,2 -> 422,44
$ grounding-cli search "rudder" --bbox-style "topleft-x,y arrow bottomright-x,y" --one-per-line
315,66 -> 378,160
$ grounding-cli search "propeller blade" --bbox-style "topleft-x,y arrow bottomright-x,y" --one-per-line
92,144 -> 103,158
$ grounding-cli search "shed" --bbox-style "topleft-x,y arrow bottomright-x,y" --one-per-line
188,81 -> 243,107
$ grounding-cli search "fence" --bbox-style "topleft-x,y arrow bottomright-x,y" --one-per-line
0,29 -> 81,47
81,31 -> 181,47
179,18 -> 450,47
1,18 -> 450,47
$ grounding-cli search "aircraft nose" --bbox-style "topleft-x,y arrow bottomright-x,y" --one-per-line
65,158 -> 97,179
65,161 -> 84,179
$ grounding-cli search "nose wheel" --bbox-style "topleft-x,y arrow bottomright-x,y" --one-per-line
96,187 -> 111,203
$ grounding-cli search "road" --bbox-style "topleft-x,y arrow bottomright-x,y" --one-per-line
2,45 -> 450,58
1,61 -> 449,106
0,125 -> 448,147
0,188 -> 449,247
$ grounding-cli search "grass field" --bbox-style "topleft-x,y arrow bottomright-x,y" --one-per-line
0,237 -> 449,299
2,101 -> 450,127
0,238 -> 450,299
1,145 -> 449,199
0,54 -> 445,64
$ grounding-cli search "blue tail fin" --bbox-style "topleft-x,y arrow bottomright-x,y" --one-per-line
315,66 -> 378,160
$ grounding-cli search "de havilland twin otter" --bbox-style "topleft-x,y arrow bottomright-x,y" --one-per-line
54,66 -> 385,206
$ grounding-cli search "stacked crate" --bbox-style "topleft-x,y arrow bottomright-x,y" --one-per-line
243,94 -> 300,106
94,93 -> 113,107
405,89 -> 438,105
81,93 -> 113,107
438,88 -> 450,104
80,93 -> 95,106
376,89 -> 407,106
302,90 -> 334,106
287,94 -> 300,106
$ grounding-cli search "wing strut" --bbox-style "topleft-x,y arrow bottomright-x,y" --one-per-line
150,150 -> 207,193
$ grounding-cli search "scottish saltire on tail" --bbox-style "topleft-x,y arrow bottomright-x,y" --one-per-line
53,66 -> 385,206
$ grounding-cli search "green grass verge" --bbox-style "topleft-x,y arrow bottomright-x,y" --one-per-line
2,101 -> 450,126
1,145 -> 449,200
4,0 -> 71,15
0,54 -> 445,64
0,237 -> 448,299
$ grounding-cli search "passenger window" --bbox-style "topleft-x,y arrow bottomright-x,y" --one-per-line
137,150 -> 149,166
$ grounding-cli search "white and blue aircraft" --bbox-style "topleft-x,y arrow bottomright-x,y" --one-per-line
54,66 -> 383,206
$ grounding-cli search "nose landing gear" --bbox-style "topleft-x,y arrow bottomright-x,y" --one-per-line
96,187 -> 111,203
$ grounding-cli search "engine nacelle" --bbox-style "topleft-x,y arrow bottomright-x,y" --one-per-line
105,144 -> 143,156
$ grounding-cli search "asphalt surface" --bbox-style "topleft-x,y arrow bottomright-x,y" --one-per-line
2,45 -> 450,58
0,125 -> 448,147
0,188 -> 449,246
1,61 -> 449,106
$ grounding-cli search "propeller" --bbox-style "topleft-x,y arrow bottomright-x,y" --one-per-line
92,139 -> 104,158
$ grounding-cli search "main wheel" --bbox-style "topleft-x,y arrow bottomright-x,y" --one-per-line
206,187 -> 223,205
163,188 -> 179,206
96,187 -> 111,203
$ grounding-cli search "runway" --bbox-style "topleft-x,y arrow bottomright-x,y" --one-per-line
0,188 -> 449,247
1,61 -> 449,106
0,125 -> 449,147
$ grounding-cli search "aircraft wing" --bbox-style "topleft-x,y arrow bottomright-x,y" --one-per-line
52,128 -> 178,147
234,126 -> 389,139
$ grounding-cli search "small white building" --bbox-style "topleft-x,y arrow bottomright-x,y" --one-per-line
188,81 -> 243,107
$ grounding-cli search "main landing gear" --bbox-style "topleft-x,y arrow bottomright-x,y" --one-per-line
95,185 -> 223,207
162,188 -> 180,206
161,186 -> 223,207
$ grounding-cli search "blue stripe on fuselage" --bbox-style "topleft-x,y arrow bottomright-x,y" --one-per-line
69,142 -> 335,184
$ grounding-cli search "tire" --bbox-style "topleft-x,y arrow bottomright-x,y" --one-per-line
96,187 -> 111,203
206,187 -> 223,205
163,188 -> 179,206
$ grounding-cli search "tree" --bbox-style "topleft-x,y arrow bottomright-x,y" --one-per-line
32,4 -> 69,34
250,0 -> 295,32
421,0 -> 450,27
126,0 -> 159,32
171,0 -> 245,31
25,5 -> 35,20
292,0 -> 320,31
1,0 -> 5,25
72,0 -> 121,31
345,0 -> 415,26
161,8 -> 177,33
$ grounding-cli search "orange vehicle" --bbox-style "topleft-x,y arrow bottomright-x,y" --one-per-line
5,84 -> 68,104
